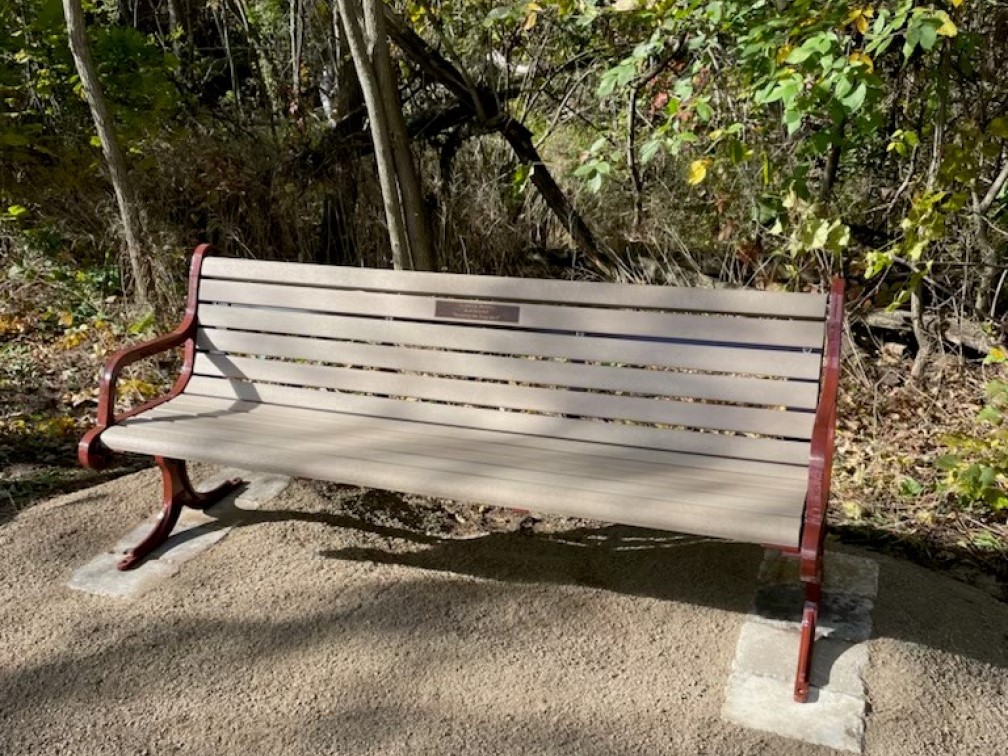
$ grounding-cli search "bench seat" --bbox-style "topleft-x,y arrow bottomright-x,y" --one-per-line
100,392 -> 809,546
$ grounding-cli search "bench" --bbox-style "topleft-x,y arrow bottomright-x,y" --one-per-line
79,244 -> 844,702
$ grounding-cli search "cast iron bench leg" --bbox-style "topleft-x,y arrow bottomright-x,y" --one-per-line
793,580 -> 821,702
117,457 -> 243,571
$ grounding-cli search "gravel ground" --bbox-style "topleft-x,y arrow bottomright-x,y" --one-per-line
0,466 -> 1005,755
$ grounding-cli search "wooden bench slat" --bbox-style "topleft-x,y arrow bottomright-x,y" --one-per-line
182,375 -> 813,465
144,396 -> 808,488
201,257 -> 829,319
101,416 -> 805,545
197,307 -> 823,380
192,353 -> 815,438
198,279 -> 827,350
124,409 -> 803,508
196,329 -> 820,410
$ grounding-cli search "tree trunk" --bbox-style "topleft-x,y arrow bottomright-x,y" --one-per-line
165,0 -> 183,61
62,0 -> 153,307
818,119 -> 844,206
317,4 -> 363,266
911,48 -> 951,383
909,282 -> 932,382
336,0 -> 410,268
500,119 -> 610,274
361,0 -> 435,270
972,160 -> 1008,316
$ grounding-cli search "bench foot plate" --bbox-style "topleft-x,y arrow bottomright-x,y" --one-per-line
117,457 -> 243,571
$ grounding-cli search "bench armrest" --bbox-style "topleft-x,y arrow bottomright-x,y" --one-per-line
78,244 -> 215,469
799,277 -> 845,582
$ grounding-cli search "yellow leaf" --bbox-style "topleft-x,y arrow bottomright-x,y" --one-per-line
951,0 -> 964,7
845,6 -> 874,35
523,10 -> 537,30
612,0 -> 638,10
0,314 -> 27,335
687,159 -> 711,186
848,51 -> 874,72
58,311 -> 73,327
59,331 -> 86,350
935,11 -> 957,36
119,378 -> 158,399
775,45 -> 792,65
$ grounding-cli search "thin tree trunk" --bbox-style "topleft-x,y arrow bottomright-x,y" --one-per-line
289,0 -> 303,108
818,119 -> 844,206
335,0 -> 411,268
973,159 -> 1008,316
911,49 -> 950,383
500,119 -> 610,274
909,283 -> 932,382
165,0 -> 183,61
362,0 -> 435,270
317,3 -> 363,266
62,0 -> 153,307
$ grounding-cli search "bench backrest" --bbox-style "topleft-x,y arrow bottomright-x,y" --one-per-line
188,258 -> 829,468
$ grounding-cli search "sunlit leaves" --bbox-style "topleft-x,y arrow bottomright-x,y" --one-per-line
886,128 -> 920,157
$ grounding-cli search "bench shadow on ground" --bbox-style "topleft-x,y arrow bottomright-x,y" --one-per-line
3,484 -> 1006,752
196,483 -> 1008,674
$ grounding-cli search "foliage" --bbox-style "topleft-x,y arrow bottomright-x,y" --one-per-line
937,373 -> 1008,516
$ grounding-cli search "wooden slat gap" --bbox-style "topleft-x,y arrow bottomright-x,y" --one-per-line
195,353 -> 814,410
195,329 -> 822,380
188,373 -> 809,440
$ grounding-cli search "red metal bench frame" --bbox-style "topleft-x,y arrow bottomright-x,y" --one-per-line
80,244 -> 844,702
792,276 -> 844,701
78,244 -> 243,569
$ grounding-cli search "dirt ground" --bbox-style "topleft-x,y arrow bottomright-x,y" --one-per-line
0,466 -> 1005,756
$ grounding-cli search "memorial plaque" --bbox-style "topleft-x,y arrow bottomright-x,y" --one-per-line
435,299 -> 520,323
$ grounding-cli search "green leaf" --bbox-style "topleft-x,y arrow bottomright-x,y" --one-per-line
918,22 -> 938,51
810,219 -> 831,249
841,82 -> 867,113
784,108 -> 803,135
935,454 -> 961,471
977,406 -> 1003,425
898,477 -> 924,498
784,47 -> 814,65
639,139 -> 662,164
694,99 -> 713,123
988,116 -> 1008,139
128,310 -> 156,335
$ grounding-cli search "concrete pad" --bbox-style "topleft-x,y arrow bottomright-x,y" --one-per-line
759,551 -> 880,598
67,468 -> 289,597
723,671 -> 866,753
723,550 -> 878,753
733,621 -> 868,698
751,583 -> 875,642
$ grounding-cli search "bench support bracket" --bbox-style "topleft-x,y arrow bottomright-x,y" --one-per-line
792,277 -> 845,702
117,457 -> 243,571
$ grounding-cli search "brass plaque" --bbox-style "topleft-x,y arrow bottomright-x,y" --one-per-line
435,299 -> 520,323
